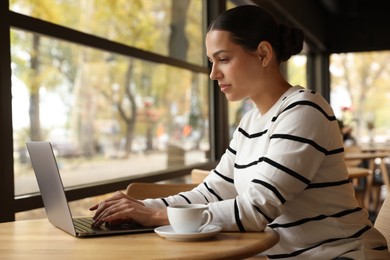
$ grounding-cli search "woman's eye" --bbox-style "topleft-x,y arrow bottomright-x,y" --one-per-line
219,58 -> 228,63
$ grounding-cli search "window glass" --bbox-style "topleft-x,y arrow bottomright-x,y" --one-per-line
287,55 -> 307,87
10,0 -> 205,66
12,29 -> 210,196
16,193 -> 112,221
227,0 -> 238,9
330,51 -> 390,144
228,99 -> 254,138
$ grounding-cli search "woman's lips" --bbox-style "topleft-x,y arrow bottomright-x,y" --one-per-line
219,84 -> 230,92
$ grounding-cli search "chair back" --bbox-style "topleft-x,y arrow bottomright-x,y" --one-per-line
375,194 -> 390,248
191,169 -> 210,184
126,182 -> 197,200
344,145 -> 363,167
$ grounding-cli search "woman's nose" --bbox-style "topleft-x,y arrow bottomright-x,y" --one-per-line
209,65 -> 222,80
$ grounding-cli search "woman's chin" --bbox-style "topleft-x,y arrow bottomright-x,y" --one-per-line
225,94 -> 245,102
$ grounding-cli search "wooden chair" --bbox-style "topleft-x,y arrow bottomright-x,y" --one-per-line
347,167 -> 372,208
344,146 -> 374,210
371,164 -> 390,215
344,145 -> 364,167
126,182 -> 197,200
190,169 -> 210,184
126,168 -> 210,200
374,194 -> 390,249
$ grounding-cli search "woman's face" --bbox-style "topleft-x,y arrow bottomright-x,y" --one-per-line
206,30 -> 263,102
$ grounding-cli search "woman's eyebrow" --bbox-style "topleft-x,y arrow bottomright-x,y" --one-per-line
207,50 -> 229,60
212,50 -> 228,57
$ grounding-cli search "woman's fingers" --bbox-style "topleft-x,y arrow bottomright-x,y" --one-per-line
91,192 -> 130,217
89,204 -> 98,211
90,191 -> 147,228
91,198 -> 139,227
101,207 -> 134,224
90,192 -> 142,212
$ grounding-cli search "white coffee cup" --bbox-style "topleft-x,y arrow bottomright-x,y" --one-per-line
167,204 -> 212,233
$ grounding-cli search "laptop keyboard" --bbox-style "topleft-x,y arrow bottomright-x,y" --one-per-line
73,217 -> 151,234
73,217 -> 110,233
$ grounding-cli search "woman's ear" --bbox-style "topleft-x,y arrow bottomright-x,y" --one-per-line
256,41 -> 273,66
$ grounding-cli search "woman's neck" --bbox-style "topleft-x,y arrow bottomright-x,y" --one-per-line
254,77 -> 292,114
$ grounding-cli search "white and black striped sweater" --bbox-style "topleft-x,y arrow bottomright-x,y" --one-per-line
144,86 -> 389,259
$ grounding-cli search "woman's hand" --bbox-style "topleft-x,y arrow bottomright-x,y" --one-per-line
89,191 -> 169,228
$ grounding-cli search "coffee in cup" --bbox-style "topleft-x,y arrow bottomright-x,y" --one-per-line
167,204 -> 212,233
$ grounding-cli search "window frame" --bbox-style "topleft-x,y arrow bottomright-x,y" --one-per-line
0,0 -> 229,222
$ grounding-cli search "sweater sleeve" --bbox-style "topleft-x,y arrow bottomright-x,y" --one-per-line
142,128 -> 240,216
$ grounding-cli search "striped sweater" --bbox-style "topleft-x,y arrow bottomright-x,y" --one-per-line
143,86 -> 389,259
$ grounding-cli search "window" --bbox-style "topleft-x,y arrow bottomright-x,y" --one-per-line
10,0 -> 205,65
0,0 -> 226,222
287,55 -> 307,88
330,51 -> 390,144
12,29 -> 210,196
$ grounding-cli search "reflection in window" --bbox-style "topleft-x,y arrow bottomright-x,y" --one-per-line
10,0 -> 205,65
11,30 -> 210,196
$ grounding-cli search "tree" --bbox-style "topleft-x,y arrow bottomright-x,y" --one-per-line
331,52 -> 390,138
164,0 -> 191,139
95,0 -> 170,154
29,34 -> 42,141
10,0 -> 77,142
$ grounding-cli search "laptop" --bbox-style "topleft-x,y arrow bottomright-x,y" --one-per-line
26,141 -> 155,237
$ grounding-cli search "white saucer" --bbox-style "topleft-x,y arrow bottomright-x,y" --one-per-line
154,225 -> 222,241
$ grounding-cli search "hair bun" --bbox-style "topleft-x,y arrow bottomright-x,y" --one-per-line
278,24 -> 304,62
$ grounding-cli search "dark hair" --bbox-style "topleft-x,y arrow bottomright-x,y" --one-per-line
208,5 -> 304,63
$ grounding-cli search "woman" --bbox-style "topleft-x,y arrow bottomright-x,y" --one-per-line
91,5 -> 389,259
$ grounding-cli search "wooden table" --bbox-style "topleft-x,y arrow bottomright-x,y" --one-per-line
0,219 -> 279,260
345,152 -> 390,189
359,144 -> 390,153
345,152 -> 390,211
